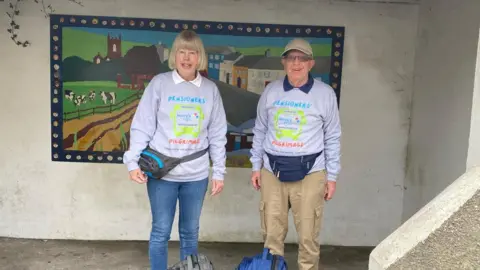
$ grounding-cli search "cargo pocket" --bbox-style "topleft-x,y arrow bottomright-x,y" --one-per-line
259,201 -> 266,237
313,205 -> 324,237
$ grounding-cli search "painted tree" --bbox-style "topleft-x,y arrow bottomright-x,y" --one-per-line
123,45 -> 163,89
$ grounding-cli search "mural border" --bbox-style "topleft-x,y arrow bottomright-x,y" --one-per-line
49,14 -> 345,164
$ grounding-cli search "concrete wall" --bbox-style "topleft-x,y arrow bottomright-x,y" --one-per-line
369,166 -> 480,270
0,0 -> 419,246
402,0 -> 480,221
467,28 -> 480,169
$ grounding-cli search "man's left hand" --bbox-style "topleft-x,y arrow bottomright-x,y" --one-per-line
324,181 -> 336,201
211,180 -> 224,196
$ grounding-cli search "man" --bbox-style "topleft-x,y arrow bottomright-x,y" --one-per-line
249,38 -> 341,270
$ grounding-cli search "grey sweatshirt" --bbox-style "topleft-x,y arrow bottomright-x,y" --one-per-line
123,70 -> 228,181
249,77 -> 342,181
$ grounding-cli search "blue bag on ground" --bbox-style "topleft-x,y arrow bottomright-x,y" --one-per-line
236,248 -> 287,270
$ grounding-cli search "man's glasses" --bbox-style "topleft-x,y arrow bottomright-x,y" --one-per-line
283,55 -> 312,62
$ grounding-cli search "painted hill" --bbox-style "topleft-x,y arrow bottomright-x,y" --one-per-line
211,79 -> 260,127
61,28 -> 151,61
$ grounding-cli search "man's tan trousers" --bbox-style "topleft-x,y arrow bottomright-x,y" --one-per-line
259,168 -> 326,270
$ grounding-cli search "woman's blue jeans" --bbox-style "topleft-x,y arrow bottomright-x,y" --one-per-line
146,177 -> 208,270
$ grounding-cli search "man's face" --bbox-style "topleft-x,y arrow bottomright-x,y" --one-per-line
282,50 -> 315,82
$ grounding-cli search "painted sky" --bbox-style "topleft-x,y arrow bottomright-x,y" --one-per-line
71,27 -> 331,48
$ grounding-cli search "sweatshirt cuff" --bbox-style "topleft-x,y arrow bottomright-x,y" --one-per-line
252,162 -> 262,172
126,161 -> 140,172
327,173 -> 338,182
212,172 -> 225,181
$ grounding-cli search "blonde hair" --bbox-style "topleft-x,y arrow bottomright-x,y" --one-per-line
168,30 -> 207,71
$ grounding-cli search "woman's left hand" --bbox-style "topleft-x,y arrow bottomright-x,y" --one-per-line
211,180 -> 224,196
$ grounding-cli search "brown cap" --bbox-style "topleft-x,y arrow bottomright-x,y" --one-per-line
281,38 -> 313,57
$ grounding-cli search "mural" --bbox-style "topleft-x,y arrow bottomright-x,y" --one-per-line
50,14 -> 345,167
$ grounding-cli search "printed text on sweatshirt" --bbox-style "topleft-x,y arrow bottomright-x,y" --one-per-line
123,70 -> 228,181
249,77 -> 341,181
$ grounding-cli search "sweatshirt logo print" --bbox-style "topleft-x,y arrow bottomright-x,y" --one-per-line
170,104 -> 204,138
273,108 -> 306,141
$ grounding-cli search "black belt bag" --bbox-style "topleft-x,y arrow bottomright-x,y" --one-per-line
139,146 -> 209,180
266,151 -> 322,182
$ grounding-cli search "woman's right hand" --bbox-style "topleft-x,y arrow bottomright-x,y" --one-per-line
129,168 -> 148,184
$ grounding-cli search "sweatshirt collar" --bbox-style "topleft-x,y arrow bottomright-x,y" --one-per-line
172,69 -> 202,87
283,73 -> 314,94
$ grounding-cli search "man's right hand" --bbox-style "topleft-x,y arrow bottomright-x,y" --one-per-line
129,168 -> 148,184
251,171 -> 261,190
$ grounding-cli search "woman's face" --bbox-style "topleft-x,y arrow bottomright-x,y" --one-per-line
175,48 -> 199,79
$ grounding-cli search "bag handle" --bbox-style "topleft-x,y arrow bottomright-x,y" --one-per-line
262,248 -> 270,260
187,255 -> 193,269
271,255 -> 277,270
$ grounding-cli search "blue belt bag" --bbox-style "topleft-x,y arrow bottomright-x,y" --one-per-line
266,151 -> 322,182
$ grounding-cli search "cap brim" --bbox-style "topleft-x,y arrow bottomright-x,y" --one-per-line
281,48 -> 313,57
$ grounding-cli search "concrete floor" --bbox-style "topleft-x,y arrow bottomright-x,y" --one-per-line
0,237 -> 373,270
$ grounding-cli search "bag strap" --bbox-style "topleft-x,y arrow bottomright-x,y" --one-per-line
187,255 -> 193,269
179,147 -> 209,163
191,254 -> 199,266
144,146 -> 208,165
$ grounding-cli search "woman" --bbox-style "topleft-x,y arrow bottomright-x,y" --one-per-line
123,30 -> 227,270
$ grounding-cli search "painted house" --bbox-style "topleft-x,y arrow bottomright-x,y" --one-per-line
93,52 -> 111,64
229,51 -> 331,93
246,56 -> 285,94
226,131 -> 254,152
93,52 -> 104,64
155,42 -> 169,63
232,55 -> 265,90
219,52 -> 243,85
206,46 -> 236,80
226,118 -> 256,151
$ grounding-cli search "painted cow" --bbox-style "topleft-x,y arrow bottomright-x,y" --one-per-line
64,89 -> 75,101
73,94 -> 87,106
100,91 -> 116,105
88,90 -> 96,101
